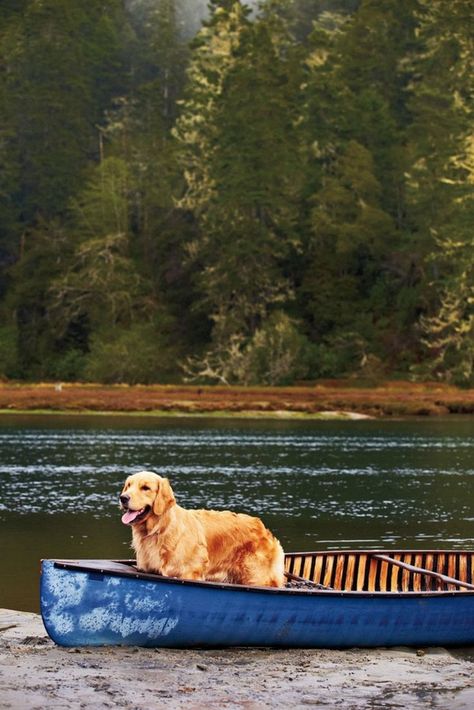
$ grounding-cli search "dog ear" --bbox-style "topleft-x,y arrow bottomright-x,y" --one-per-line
121,477 -> 130,495
153,477 -> 176,516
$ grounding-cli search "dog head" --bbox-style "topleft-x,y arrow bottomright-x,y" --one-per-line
120,471 -> 176,526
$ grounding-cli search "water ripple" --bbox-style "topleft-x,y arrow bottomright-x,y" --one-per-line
0,419 -> 473,551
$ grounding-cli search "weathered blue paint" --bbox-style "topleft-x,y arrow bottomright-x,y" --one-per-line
40,559 -> 474,648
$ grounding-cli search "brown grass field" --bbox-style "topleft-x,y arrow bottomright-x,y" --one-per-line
0,380 -> 472,418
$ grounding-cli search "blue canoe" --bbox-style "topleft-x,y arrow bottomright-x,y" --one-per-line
40,549 -> 474,648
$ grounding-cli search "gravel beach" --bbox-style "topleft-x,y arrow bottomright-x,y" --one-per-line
1,608 -> 473,709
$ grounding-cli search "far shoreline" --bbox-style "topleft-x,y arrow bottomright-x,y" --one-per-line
1,408 -> 473,423
0,380 -> 472,418
0,407 -> 374,421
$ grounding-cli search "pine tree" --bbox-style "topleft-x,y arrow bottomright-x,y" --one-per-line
6,219 -> 76,379
4,0 -> 129,223
298,0 -> 424,375
409,0 -> 474,383
175,2 -> 306,382
420,234 -> 473,384
174,1 -> 249,217
302,140 -> 396,372
0,11 -> 22,295
335,0 -> 423,221
128,0 -> 188,127
102,1 -> 197,358
45,156 -> 180,382
48,157 -> 149,334
0,1 -> 134,378
265,0 -> 360,43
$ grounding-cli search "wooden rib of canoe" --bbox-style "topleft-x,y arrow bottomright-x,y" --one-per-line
285,549 -> 474,593
40,549 -> 474,649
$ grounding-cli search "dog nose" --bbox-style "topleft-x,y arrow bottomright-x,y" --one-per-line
120,494 -> 130,507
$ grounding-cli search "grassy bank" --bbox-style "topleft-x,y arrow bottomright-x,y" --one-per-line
0,381 -> 472,418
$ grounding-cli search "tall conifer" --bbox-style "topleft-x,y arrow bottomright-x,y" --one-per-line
176,2 -> 305,382
408,0 -> 474,383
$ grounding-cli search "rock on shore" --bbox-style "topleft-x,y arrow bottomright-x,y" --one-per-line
1,608 -> 473,709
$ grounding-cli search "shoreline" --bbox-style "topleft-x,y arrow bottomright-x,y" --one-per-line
0,407 -> 373,421
1,608 -> 473,709
0,381 -> 473,419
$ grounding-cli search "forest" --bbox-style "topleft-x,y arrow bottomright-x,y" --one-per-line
0,0 -> 472,386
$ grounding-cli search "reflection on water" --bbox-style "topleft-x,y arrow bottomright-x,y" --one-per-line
0,414 -> 473,611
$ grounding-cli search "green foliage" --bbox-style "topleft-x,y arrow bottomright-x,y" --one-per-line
407,0 -> 474,383
418,229 -> 474,385
175,2 -> 305,376
1,0 -> 130,222
48,349 -> 87,383
183,311 -> 314,386
245,312 -> 315,385
0,323 -> 18,378
420,283 -> 473,386
48,157 -> 156,340
0,0 -> 471,385
84,323 -> 178,384
302,139 -> 396,360
6,219 -> 75,378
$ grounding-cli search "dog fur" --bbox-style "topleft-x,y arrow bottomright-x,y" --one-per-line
120,471 -> 285,587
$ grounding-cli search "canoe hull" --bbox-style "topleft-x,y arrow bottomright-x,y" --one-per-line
40,560 -> 474,648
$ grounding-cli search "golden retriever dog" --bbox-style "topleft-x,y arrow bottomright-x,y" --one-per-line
120,471 -> 285,587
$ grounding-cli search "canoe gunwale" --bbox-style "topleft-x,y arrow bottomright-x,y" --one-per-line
48,556 -> 474,598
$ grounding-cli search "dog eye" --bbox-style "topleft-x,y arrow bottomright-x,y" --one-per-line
141,485 -> 151,491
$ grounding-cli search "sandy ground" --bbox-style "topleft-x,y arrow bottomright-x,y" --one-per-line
1,609 -> 473,709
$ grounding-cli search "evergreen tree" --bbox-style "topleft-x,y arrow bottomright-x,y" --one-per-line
335,0 -> 422,220
46,156 -> 178,382
48,158 -> 145,335
298,0 -> 424,375
0,12 -> 22,297
408,0 -> 474,383
176,2 -> 306,382
420,230 -> 473,385
302,140 -> 396,373
0,1 -> 133,378
104,1 -> 197,357
127,0 -> 188,126
175,1 -> 249,217
0,0 -> 472,384
4,0 -> 129,223
265,0 -> 360,43
5,219 -> 77,379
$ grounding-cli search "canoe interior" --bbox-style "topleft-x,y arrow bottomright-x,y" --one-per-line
51,550 -> 474,594
285,550 -> 474,593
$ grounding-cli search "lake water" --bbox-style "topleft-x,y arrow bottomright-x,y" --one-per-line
0,414 -> 473,612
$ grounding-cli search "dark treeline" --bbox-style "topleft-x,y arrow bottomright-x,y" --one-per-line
0,0 -> 472,385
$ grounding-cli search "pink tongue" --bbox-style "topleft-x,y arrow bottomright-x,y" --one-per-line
121,509 -> 144,525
